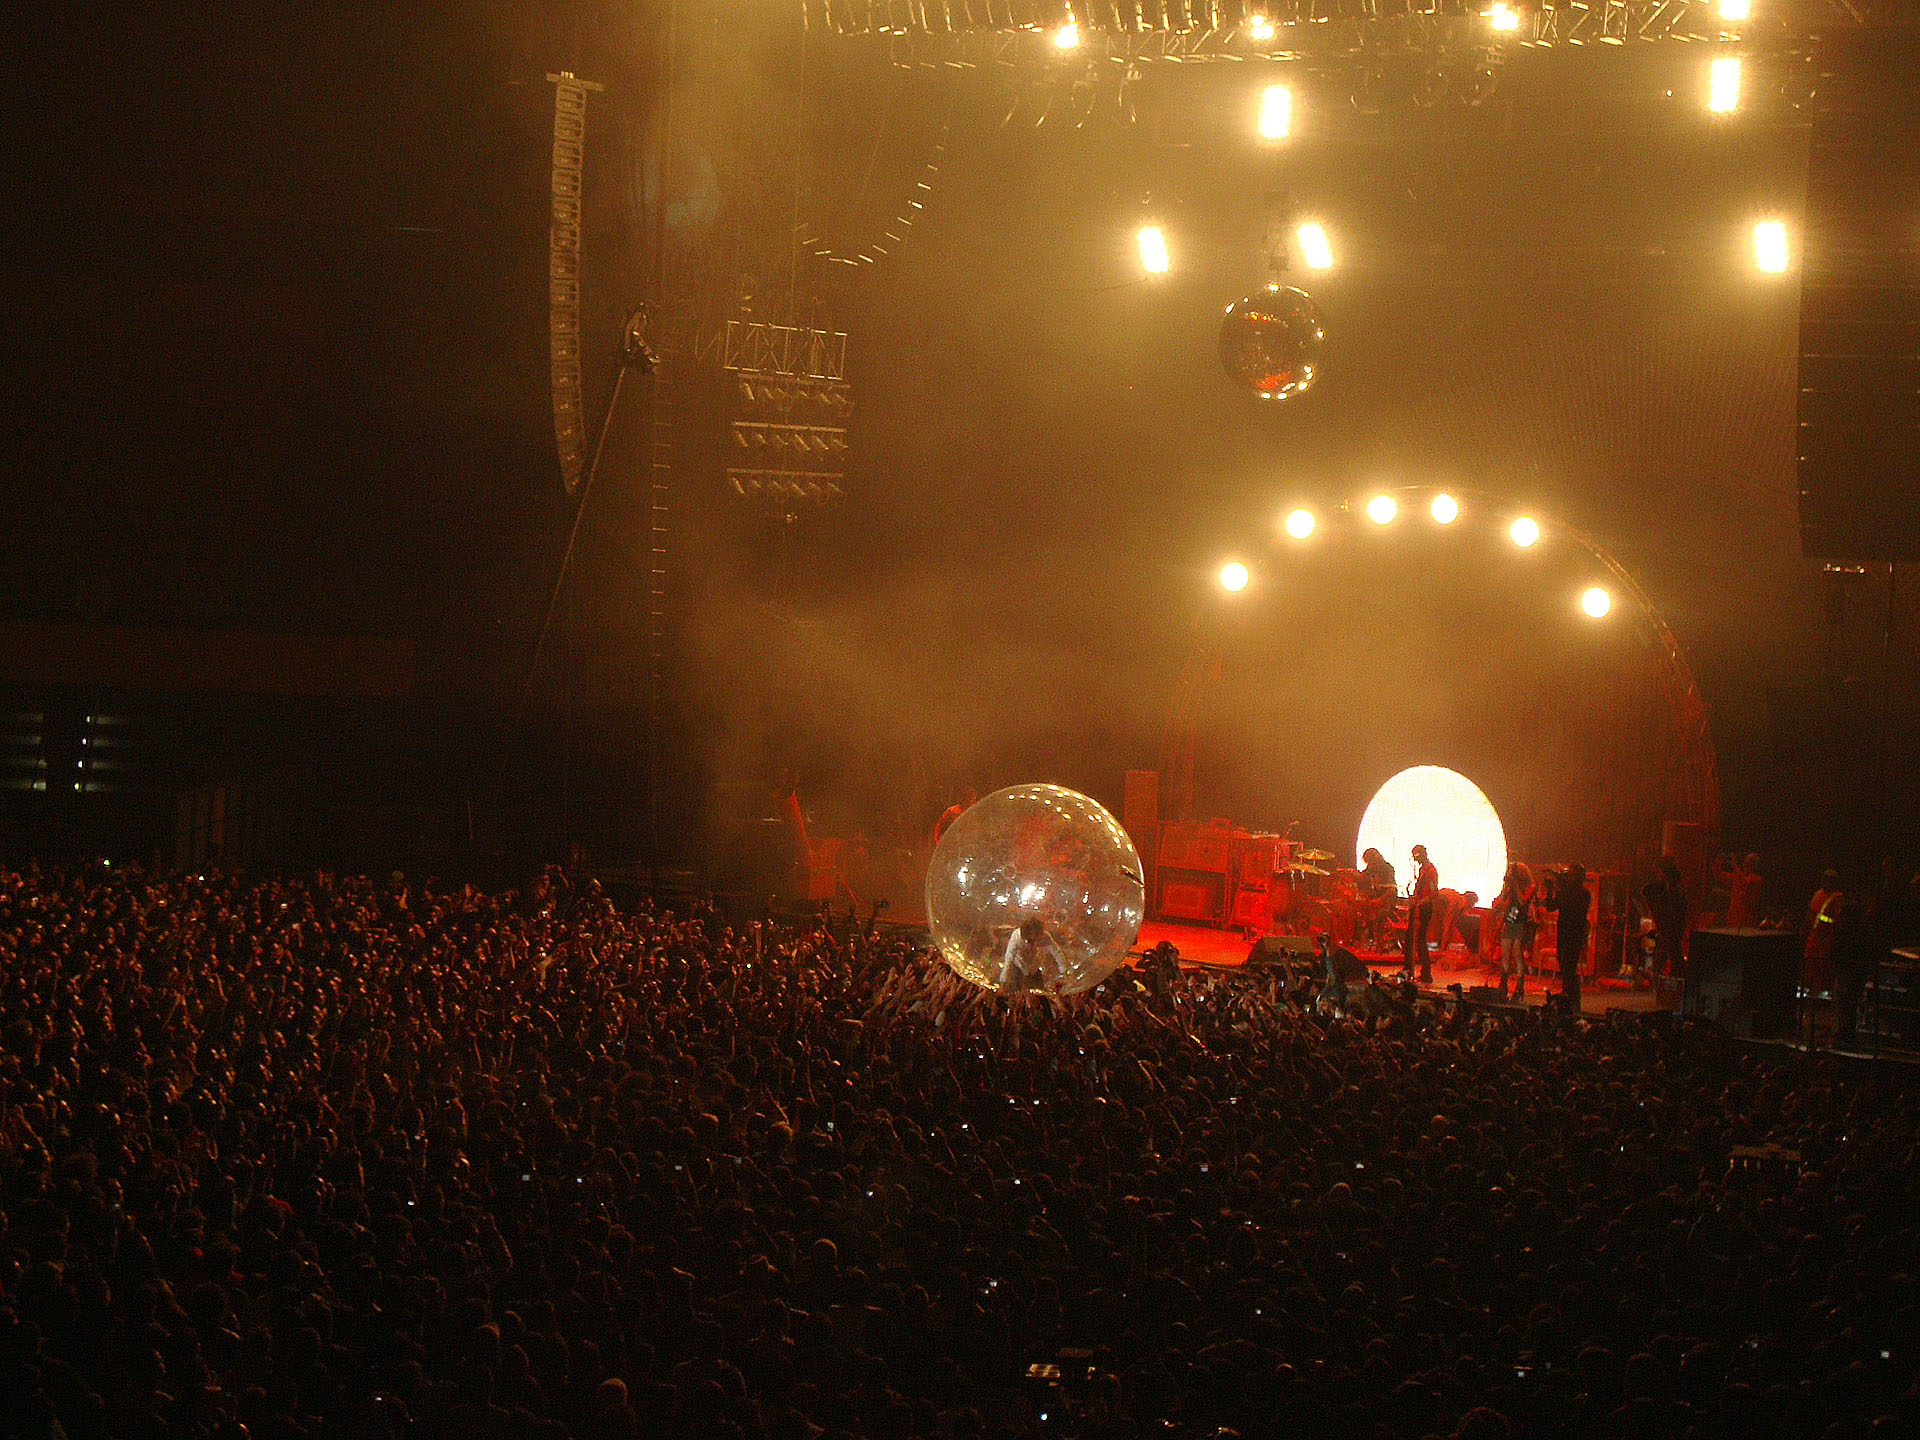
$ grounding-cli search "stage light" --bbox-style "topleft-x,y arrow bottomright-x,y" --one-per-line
1581,585 -> 1613,618
1248,12 -> 1275,39
1752,219 -> 1789,273
1489,2 -> 1521,29
1052,17 -> 1080,48
1258,84 -> 1292,140
1366,493 -> 1397,525
1137,225 -> 1170,275
1297,221 -> 1333,270
1718,0 -> 1749,19
1510,515 -> 1540,547
1357,764 -> 1508,903
1219,561 -> 1251,591
1708,56 -> 1741,113
1285,507 -> 1316,539
1430,493 -> 1459,524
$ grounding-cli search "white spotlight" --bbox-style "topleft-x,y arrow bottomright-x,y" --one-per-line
1297,221 -> 1333,271
1137,225 -> 1170,275
1708,55 -> 1741,113
1489,2 -> 1521,29
1357,765 -> 1508,903
1285,507 -> 1316,540
1752,219 -> 1789,274
1219,561 -> 1251,592
1430,493 -> 1459,524
1581,585 -> 1613,618
1718,0 -> 1750,19
1510,516 -> 1540,548
1366,494 -> 1397,525
1247,13 -> 1275,40
1258,84 -> 1292,140
1052,17 -> 1080,48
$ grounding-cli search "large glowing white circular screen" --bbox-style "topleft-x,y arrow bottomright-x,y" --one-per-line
1356,765 -> 1507,904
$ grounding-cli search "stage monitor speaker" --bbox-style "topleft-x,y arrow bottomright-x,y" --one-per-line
1683,927 -> 1800,1039
1246,934 -> 1317,966
1796,29 -> 1920,561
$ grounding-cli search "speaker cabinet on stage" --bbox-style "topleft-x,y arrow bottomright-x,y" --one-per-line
1229,833 -> 1278,929
1157,822 -> 1232,872
1796,29 -> 1920,561
1684,928 -> 1800,1039
1155,821 -> 1233,924
1158,869 -> 1227,924
1122,769 -> 1160,895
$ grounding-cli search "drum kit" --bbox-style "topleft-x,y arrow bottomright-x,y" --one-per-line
1269,846 -> 1397,947
1266,847 -> 1324,918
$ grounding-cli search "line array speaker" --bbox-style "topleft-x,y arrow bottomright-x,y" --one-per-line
1796,30 -> 1920,562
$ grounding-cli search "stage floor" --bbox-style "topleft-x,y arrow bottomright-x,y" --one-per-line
1137,919 -> 1675,1017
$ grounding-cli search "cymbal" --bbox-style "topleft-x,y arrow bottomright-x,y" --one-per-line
1284,863 -> 1330,876
1295,848 -> 1335,861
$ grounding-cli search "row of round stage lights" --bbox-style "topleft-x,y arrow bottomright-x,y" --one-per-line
1216,495 -> 1614,618
1138,214 -> 1794,278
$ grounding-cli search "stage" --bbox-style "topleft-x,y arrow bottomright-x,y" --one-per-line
1136,919 -> 1677,1017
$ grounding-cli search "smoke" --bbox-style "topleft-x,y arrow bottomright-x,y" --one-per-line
685,546 -> 1177,840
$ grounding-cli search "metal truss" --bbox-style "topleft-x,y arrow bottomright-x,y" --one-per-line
729,421 -> 852,457
1528,0 -> 1710,43
713,320 -> 850,381
713,331 -> 855,512
813,0 -> 1821,53
725,471 -> 850,507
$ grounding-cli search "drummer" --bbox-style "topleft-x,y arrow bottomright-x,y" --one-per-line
1353,847 -> 1398,949
1360,847 -> 1397,897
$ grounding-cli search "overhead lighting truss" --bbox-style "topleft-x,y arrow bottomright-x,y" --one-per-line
728,472 -> 850,506
714,322 -> 854,513
810,0 -> 1886,49
712,320 -> 849,381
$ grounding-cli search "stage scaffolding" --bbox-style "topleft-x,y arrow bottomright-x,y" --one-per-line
807,0 -> 1885,43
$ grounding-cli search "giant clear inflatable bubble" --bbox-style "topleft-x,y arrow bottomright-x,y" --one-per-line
926,784 -> 1146,995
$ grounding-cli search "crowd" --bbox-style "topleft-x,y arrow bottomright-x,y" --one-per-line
2,865 -> 1919,1440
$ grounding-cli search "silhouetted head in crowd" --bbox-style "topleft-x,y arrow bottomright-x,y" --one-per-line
0,863 -> 1913,1440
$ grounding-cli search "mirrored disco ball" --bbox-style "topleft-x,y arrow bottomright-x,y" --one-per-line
926,784 -> 1146,995
1218,284 -> 1325,400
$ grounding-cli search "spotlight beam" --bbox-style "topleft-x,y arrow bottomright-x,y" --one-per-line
1297,221 -> 1334,271
1752,218 -> 1789,273
1137,225 -> 1170,275
1708,54 -> 1741,113
1258,84 -> 1291,140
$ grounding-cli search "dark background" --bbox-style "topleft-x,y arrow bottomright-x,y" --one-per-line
0,0 -> 1905,879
